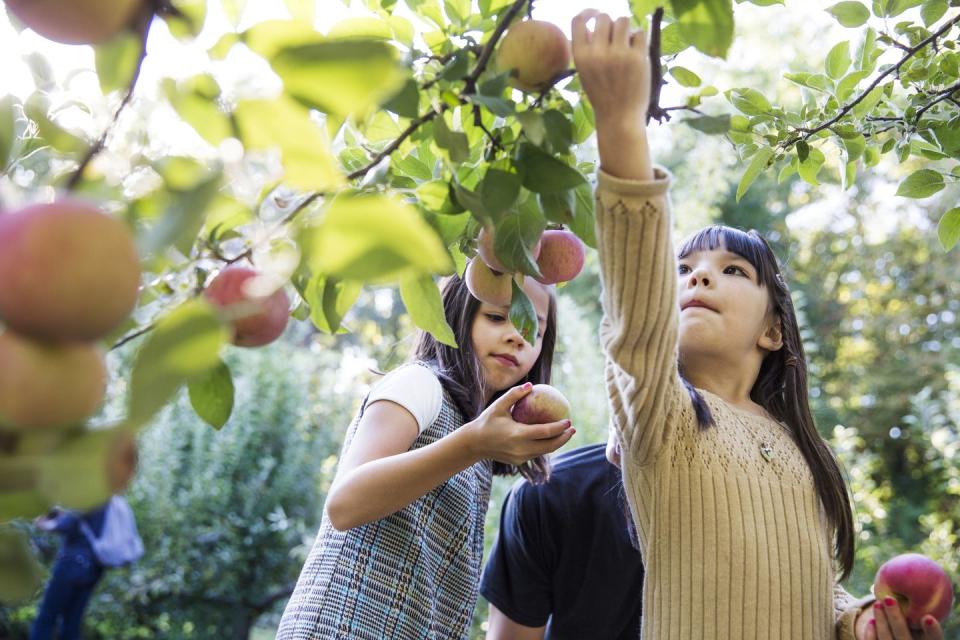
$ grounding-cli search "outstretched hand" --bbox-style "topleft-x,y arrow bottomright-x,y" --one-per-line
466,382 -> 575,466
571,9 -> 654,181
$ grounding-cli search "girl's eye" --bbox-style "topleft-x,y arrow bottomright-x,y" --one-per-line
677,264 -> 691,274
485,313 -> 505,322
724,265 -> 748,276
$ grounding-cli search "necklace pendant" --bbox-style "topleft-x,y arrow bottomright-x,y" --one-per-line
760,444 -> 774,462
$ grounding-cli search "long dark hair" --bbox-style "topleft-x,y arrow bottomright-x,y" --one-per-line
677,225 -> 855,580
411,273 -> 558,484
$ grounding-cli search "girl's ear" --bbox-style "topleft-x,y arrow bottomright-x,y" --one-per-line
759,315 -> 784,352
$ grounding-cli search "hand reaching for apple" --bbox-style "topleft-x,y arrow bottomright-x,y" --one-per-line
855,553 -> 953,640
465,383 -> 575,466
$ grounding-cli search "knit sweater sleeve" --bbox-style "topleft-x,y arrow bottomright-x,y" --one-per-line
594,167 -> 688,466
834,582 -> 876,640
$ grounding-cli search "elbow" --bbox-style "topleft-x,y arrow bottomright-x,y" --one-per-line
325,485 -> 364,531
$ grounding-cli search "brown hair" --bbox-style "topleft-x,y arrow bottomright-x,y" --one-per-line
677,225 -> 855,580
411,273 -> 558,484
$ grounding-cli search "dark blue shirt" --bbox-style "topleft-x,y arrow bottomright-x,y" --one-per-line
480,444 -> 645,639
49,504 -> 108,560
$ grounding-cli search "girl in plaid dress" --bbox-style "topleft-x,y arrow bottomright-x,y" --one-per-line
278,273 -> 575,639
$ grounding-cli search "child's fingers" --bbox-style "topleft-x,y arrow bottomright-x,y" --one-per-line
490,382 -> 533,413
526,424 -> 576,456
878,598 -> 913,639
872,604 -> 893,640
572,9 -> 600,49
522,419 -> 573,441
612,16 -> 631,48
921,616 -> 944,640
864,618 -> 877,640
593,13 -> 613,46
629,28 -> 647,50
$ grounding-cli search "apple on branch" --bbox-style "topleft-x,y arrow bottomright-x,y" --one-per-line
4,0 -> 144,45
465,256 -> 513,307
496,19 -> 571,93
204,266 -> 291,348
534,229 -> 586,285
873,553 -> 954,629
0,199 -> 141,342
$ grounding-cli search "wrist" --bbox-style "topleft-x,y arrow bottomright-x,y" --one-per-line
458,421 -> 486,463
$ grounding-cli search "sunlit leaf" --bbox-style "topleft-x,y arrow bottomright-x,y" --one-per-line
188,360 -> 234,430
399,274 -> 457,347
895,169 -> 945,198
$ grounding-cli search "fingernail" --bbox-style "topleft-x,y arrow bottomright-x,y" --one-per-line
868,620 -> 876,627
565,419 -> 572,427
874,603 -> 884,611
883,597 -> 896,607
523,382 -> 532,390
925,617 -> 936,627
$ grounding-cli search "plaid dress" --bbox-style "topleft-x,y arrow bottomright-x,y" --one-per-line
278,375 -> 494,640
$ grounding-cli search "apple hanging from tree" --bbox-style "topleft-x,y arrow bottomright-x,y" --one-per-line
496,19 -> 571,93
512,384 -> 571,424
534,229 -> 585,285
204,266 -> 291,347
873,553 -> 954,629
4,0 -> 143,45
465,256 -> 513,307
0,199 -> 141,342
0,331 -> 106,430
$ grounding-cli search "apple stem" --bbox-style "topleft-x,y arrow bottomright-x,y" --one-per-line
65,7 -> 153,192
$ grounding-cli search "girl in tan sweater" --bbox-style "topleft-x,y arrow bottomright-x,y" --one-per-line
571,9 -> 945,640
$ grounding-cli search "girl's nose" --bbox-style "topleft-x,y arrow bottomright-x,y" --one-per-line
687,268 -> 711,288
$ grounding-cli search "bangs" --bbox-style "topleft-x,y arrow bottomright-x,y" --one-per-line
677,225 -> 775,283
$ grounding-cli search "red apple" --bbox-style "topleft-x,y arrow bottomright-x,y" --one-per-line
874,553 -> 954,629
477,225 -> 542,274
0,199 -> 141,341
534,229 -> 585,285
465,257 -> 513,307
496,20 -> 571,93
512,384 -> 570,424
204,266 -> 290,347
0,331 -> 106,430
5,0 -> 143,45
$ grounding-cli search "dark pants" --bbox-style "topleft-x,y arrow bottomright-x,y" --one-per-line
30,552 -> 103,640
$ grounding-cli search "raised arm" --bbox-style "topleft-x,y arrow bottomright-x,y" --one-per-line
573,11 -> 686,465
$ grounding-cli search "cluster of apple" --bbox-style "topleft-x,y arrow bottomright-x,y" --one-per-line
465,226 -> 586,308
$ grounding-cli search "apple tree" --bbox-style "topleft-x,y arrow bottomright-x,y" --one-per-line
1,0 -> 958,601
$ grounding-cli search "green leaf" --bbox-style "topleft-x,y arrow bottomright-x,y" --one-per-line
631,0 -> 663,17
670,0 -> 735,59
165,0 -> 206,39
842,160 -> 857,189
543,110 -> 574,155
509,280 -> 538,345
433,115 -> 469,163
826,41 -> 852,79
669,66 -> 702,87
481,169 -> 522,215
23,93 -> 86,154
0,527 -> 43,602
516,143 -> 587,194
399,274 -> 457,347
383,78 -> 420,118
516,110 -> 547,147
736,146 -> 774,201
827,2 -> 870,27
303,193 -> 454,282
94,33 -> 141,95
683,114 -> 731,134
843,133 -> 867,162
539,190 -> 575,226
467,93 -> 515,117
328,16 -> 394,39
270,39 -> 407,119
937,207 -> 960,251
163,76 -> 231,146
851,86 -> 884,118
895,169 -> 945,198
572,99 -> 595,144
493,205 -> 547,277
303,275 -> 361,334
397,153 -> 434,181
921,0 -> 947,26
798,147 -> 826,185
140,160 -> 222,257
0,95 -> 16,171
570,183 -> 597,249
836,70 -> 870,101
234,96 -> 344,191
129,300 -> 229,426
727,88 -> 772,115
187,360 -> 235,430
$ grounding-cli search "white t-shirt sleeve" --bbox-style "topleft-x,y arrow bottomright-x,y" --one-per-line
366,363 -> 443,434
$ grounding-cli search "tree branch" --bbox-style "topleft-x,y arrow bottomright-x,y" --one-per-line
796,12 -> 960,140
914,80 -> 960,122
66,10 -> 152,191
647,8 -> 667,124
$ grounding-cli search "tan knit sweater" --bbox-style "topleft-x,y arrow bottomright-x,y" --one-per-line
594,168 -> 873,640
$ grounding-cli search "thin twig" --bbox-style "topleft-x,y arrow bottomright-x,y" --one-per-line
796,12 -> 960,140
111,322 -> 156,350
647,8 -> 666,124
66,10 -> 152,191
914,80 -> 960,122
